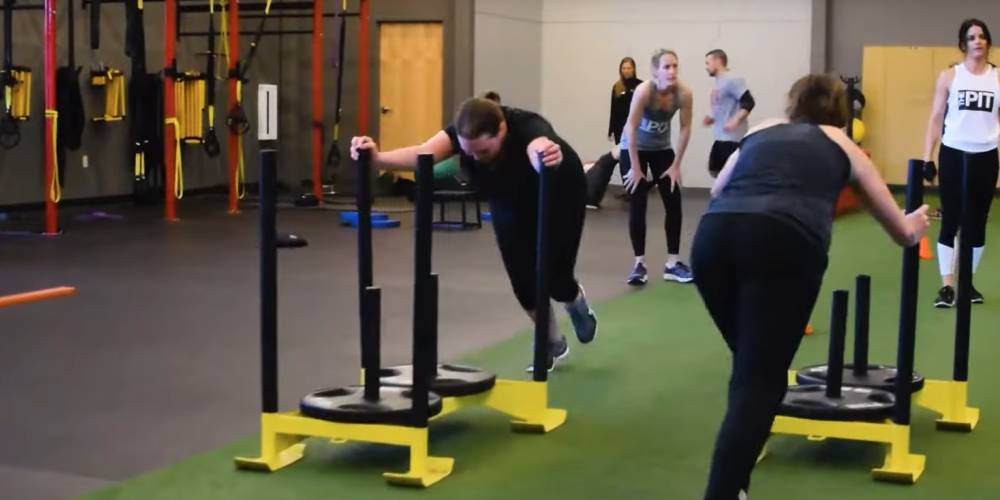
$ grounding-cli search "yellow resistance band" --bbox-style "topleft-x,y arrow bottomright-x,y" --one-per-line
165,117 -> 184,199
45,109 -> 60,203
10,68 -> 31,120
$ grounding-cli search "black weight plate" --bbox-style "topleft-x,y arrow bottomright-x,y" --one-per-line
300,385 -> 442,425
795,363 -> 925,392
381,364 -> 497,398
779,385 -> 895,422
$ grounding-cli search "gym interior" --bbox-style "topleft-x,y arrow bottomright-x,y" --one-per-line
2,1 -> 999,499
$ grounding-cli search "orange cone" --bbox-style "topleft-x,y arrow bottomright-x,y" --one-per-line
919,236 -> 934,260
804,324 -> 814,335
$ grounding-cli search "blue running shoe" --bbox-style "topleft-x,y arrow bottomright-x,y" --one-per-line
664,261 -> 694,283
627,262 -> 648,286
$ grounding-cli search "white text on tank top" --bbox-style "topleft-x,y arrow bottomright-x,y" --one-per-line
942,63 -> 1000,153
622,90 -> 677,151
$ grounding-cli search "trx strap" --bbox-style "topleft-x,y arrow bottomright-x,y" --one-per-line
220,0 -> 245,134
129,72 -> 163,195
226,0 -> 272,136
325,0 -> 349,169
126,0 -> 164,203
56,0 -> 85,189
202,0 -> 220,157
217,0 -> 245,198
134,148 -> 144,180
1,0 -> 21,149
125,0 -> 147,73
235,78 -> 246,198
90,0 -> 101,50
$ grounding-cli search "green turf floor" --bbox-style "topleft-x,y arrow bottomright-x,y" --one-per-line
81,210 -> 1000,499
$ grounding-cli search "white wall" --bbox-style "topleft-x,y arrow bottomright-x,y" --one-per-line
474,1 -> 543,110
540,0 -> 813,188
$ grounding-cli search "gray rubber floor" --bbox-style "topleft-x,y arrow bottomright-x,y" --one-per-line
0,189 -> 707,500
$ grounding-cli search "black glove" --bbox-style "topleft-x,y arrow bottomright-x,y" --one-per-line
923,160 -> 937,183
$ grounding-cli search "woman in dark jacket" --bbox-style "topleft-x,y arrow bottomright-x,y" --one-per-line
694,74 -> 930,499
587,57 -> 642,208
610,57 -> 642,143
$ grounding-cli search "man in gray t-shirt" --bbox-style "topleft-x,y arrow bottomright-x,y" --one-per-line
703,49 -> 756,177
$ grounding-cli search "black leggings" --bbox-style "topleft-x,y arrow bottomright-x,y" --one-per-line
692,213 -> 828,499
619,149 -> 682,256
937,144 -> 999,249
490,186 -> 586,311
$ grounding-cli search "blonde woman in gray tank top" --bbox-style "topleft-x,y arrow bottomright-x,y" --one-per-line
620,49 -> 695,285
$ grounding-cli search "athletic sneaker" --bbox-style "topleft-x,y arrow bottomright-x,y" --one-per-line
934,285 -> 955,308
627,262 -> 648,286
664,262 -> 694,283
525,335 -> 570,373
566,286 -> 598,344
971,285 -> 984,304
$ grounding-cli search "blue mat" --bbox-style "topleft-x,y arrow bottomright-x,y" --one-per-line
339,211 -> 399,229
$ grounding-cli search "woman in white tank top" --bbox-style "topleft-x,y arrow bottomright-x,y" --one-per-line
922,18 -> 1000,308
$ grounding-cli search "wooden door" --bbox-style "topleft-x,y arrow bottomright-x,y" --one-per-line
379,23 -> 444,180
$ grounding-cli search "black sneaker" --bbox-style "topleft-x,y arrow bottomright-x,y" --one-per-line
525,335 -> 570,373
971,285 -> 984,304
934,285 -> 955,308
627,262 -> 648,286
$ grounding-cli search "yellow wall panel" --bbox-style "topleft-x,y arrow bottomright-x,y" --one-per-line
861,46 -> 888,177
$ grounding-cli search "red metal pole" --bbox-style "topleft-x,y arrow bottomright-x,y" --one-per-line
43,0 -> 57,234
164,0 -> 179,220
358,0 -> 369,136
227,0 -> 241,214
310,0 -> 323,200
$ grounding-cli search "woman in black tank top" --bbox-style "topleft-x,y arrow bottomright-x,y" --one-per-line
692,74 -> 930,500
